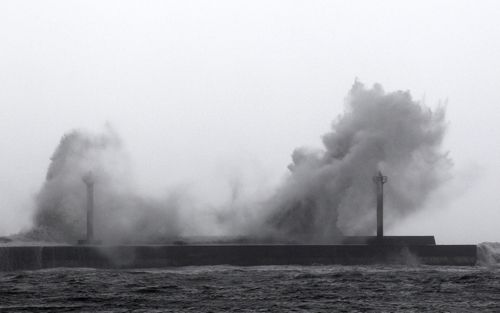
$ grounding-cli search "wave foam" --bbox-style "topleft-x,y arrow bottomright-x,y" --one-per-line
476,242 -> 500,266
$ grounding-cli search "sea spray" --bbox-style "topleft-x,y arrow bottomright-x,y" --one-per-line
477,242 -> 500,266
29,126 -> 181,244
25,81 -> 453,244
262,81 -> 452,243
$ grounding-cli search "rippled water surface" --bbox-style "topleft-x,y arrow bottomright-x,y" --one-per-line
1,265 -> 499,312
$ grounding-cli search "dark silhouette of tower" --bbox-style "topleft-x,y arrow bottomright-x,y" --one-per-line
78,172 -> 101,245
83,172 -> 95,241
373,171 -> 387,239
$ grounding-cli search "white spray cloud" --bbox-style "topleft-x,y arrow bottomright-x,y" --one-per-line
26,81 -> 451,245
30,125 -> 181,244
261,81 -> 452,243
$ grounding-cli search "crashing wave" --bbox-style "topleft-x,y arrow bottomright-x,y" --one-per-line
476,242 -> 500,266
0,227 -> 68,246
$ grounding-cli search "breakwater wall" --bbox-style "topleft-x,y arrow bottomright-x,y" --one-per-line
0,244 -> 476,271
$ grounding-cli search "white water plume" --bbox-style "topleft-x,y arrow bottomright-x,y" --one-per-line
28,125 -> 182,244
261,81 -> 452,243
24,81 -> 452,245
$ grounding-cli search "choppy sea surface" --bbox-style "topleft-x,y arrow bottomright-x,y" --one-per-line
1,264 -> 499,312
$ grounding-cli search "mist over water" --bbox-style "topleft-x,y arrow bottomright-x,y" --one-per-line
25,81 -> 451,244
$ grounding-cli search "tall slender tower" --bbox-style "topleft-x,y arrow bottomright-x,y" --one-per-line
372,171 -> 387,239
82,171 -> 95,242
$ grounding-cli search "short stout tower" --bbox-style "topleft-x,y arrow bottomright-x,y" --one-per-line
372,171 -> 387,239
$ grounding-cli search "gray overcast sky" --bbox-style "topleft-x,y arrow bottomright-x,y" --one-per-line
1,1 -> 499,244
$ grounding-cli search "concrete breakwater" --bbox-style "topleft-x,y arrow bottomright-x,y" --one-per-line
0,244 -> 477,271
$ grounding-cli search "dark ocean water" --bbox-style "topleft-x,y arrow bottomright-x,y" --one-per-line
1,264 -> 499,312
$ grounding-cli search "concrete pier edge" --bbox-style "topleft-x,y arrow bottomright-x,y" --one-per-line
0,244 -> 477,271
